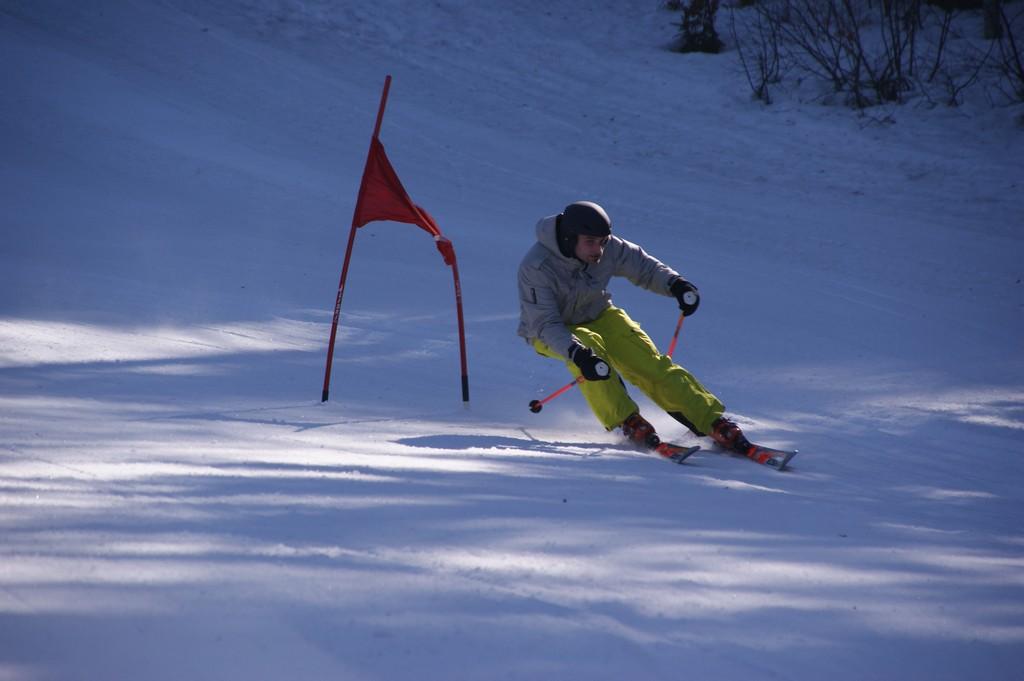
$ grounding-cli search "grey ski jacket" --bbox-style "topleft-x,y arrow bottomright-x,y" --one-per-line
517,214 -> 680,356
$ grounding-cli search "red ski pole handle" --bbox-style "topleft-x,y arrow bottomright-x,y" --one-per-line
529,376 -> 585,413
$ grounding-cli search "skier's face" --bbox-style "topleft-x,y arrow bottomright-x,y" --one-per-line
575,234 -> 608,264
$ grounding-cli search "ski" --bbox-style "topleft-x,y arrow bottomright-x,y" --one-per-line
740,443 -> 798,471
653,442 -> 700,465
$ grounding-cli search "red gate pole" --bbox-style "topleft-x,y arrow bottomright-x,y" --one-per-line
322,76 -> 393,402
449,249 -> 469,402
420,226 -> 469,403
321,224 -> 357,403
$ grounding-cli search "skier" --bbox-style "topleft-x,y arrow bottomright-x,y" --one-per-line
517,200 -> 752,454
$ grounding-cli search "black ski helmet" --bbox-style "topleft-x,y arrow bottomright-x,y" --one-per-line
556,201 -> 612,258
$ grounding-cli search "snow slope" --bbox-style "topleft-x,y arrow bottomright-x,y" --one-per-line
1,1 -> 1023,679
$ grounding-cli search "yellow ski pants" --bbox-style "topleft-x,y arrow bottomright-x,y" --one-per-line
533,306 -> 724,434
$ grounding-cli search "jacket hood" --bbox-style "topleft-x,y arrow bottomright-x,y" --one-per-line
535,215 -> 581,267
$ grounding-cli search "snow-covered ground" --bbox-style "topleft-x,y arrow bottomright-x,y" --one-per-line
2,1 -> 1022,679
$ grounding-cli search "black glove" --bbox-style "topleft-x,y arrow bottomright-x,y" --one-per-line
670,277 -> 700,317
568,343 -> 610,381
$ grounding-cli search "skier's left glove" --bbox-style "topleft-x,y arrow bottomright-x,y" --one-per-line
670,277 -> 700,316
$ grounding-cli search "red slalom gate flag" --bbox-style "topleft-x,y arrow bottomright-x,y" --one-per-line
322,75 -> 468,403
353,138 -> 455,266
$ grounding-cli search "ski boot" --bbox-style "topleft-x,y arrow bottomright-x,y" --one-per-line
621,412 -> 661,449
709,416 -> 753,455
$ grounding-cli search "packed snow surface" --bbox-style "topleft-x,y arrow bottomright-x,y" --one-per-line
2,1 -> 1022,679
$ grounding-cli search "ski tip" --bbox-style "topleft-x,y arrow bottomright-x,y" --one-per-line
776,449 -> 799,472
656,443 -> 700,465
744,444 -> 799,471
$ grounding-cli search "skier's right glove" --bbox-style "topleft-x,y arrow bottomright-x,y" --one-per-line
568,343 -> 610,381
670,277 -> 701,317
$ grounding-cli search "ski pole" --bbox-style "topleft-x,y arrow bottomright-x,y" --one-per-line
666,312 -> 685,359
528,376 -> 584,413
667,289 -> 697,359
